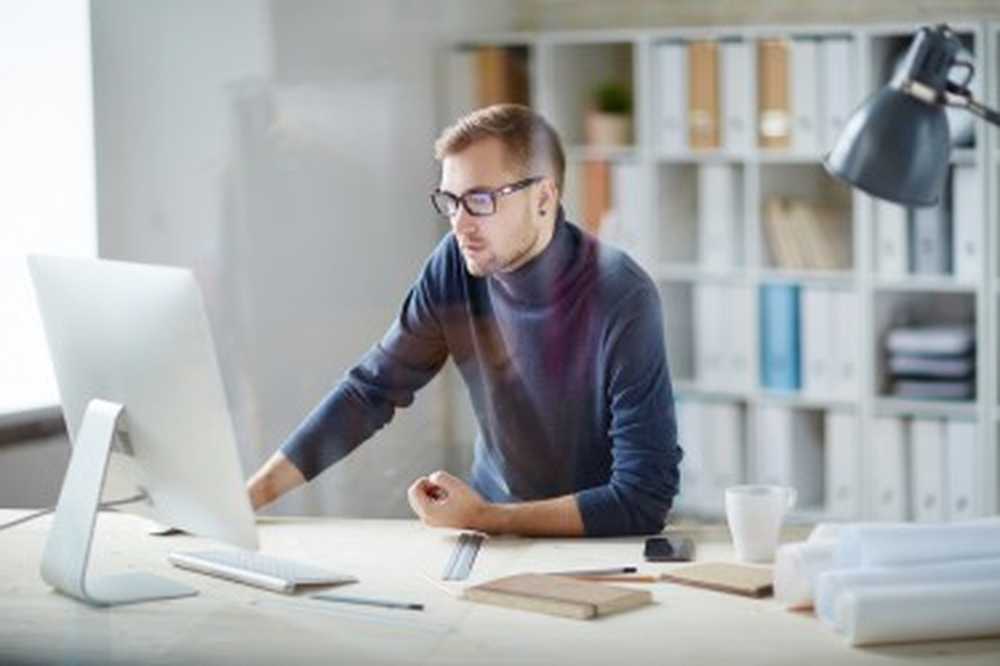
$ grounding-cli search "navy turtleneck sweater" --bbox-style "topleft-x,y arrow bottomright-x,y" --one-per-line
281,208 -> 682,536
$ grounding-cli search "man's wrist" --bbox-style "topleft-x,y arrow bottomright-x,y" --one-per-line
473,501 -> 512,534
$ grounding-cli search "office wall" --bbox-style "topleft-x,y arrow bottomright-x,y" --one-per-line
88,0 -> 519,518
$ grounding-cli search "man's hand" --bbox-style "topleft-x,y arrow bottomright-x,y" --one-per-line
246,451 -> 306,511
407,470 -> 490,531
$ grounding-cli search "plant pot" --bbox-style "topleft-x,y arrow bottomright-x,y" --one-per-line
586,111 -> 632,147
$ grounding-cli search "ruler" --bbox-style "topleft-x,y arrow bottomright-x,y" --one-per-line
442,532 -> 484,581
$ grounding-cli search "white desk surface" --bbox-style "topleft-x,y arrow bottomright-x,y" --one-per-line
2,509 -> 999,665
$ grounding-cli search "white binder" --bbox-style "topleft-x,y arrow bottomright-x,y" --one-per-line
824,410 -> 860,519
656,42 -> 687,153
694,284 -> 726,387
831,290 -> 859,400
819,37 -> 853,152
911,417 -> 948,523
874,198 -> 909,277
675,398 -> 708,515
945,419 -> 978,521
754,405 -> 823,507
697,164 -> 739,269
606,163 -> 646,262
720,40 -> 752,153
705,401 -> 744,515
951,165 -> 982,283
801,287 -> 833,398
872,416 -> 910,521
790,38 -> 820,155
726,285 -> 754,391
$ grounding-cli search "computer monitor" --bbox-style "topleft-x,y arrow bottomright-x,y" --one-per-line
27,254 -> 258,607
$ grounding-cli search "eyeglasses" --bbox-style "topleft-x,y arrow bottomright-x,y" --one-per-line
430,176 -> 543,218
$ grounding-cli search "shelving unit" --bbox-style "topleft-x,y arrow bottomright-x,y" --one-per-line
445,19 -> 999,523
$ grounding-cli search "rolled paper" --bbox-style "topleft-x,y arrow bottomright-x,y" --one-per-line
835,580 -> 1000,646
774,540 -> 837,609
835,522 -> 1000,569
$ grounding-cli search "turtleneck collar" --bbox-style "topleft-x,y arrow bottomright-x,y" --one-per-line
487,206 -> 578,306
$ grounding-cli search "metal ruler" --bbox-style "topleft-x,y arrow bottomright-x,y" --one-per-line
441,532 -> 484,581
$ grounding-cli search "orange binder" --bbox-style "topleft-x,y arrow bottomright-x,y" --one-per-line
758,39 -> 791,149
688,40 -> 720,150
582,161 -> 611,234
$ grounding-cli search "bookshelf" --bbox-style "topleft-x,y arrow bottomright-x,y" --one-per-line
444,19 -> 999,523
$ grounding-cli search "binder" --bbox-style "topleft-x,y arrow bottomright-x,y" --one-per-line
760,284 -> 801,391
951,165 -> 982,282
474,47 -> 529,107
688,40 -> 720,149
831,290 -> 859,400
582,161 -> 611,235
726,285 -> 754,391
720,40 -> 752,152
872,417 -> 910,521
656,42 -> 688,153
757,39 -> 791,149
945,419 -> 978,521
819,37 -> 853,152
604,163 -> 645,261
446,48 -> 477,124
800,287 -> 833,398
790,38 -> 820,155
694,284 -> 726,387
754,405 -> 823,507
874,198 -> 909,276
697,164 -> 739,269
911,417 -> 948,523
705,401 -> 744,515
675,398 -> 708,514
824,410 -> 860,519
910,170 -> 953,275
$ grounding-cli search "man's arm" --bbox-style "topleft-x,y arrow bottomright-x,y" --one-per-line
407,471 -> 585,537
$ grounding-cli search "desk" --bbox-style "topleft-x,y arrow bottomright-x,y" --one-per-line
2,509 -> 999,665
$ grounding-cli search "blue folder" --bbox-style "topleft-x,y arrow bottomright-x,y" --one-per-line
760,284 -> 801,391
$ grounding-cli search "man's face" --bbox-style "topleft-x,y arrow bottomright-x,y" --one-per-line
439,138 -> 551,277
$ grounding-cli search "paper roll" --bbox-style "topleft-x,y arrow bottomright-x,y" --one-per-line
774,540 -> 837,609
815,558 -> 1000,626
835,522 -> 1000,569
836,580 -> 1000,646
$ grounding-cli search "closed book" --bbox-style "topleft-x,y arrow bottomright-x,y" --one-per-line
911,418 -> 948,523
760,283 -> 801,391
888,354 -> 975,379
874,199 -> 909,276
885,324 -> 975,356
721,39 -> 752,152
463,574 -> 652,620
910,171 -> 953,275
661,562 -> 773,598
688,40 -> 720,149
656,42 -> 687,153
945,419 -> 978,521
819,37 -> 853,152
757,39 -> 791,149
893,379 -> 974,401
951,165 -> 982,282
872,417 -> 910,521
763,197 -> 804,269
825,411 -> 860,519
790,38 -> 820,154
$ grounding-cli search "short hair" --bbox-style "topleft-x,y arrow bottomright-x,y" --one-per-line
434,104 -> 565,197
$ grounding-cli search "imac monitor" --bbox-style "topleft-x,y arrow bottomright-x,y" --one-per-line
27,254 -> 258,606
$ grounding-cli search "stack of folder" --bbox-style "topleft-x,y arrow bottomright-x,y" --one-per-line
885,324 -> 975,401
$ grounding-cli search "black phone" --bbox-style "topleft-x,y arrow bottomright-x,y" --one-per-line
643,536 -> 694,562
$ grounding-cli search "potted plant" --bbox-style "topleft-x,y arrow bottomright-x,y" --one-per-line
586,81 -> 633,146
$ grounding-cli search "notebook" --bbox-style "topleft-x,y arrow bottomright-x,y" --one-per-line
462,573 -> 653,620
660,562 -> 774,598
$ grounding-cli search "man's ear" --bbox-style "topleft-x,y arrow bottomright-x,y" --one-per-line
538,177 -> 558,213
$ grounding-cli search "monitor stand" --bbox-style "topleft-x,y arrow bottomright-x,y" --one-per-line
40,399 -> 198,607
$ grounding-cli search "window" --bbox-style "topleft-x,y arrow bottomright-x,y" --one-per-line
0,1 -> 96,416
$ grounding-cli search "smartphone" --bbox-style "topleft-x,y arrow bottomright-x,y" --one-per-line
644,536 -> 694,562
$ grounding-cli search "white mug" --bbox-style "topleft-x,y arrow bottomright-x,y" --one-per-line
725,485 -> 797,563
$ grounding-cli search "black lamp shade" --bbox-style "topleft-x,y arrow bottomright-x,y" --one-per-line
824,86 -> 950,207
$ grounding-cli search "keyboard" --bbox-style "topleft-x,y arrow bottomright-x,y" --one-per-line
167,549 -> 357,594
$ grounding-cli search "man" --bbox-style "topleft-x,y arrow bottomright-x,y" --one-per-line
246,104 -> 682,537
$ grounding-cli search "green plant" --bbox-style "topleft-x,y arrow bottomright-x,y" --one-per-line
593,82 -> 632,115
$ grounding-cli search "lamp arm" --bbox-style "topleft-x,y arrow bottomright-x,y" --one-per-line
942,82 -> 1000,127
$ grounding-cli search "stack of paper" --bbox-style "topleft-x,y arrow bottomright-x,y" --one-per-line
885,324 -> 975,401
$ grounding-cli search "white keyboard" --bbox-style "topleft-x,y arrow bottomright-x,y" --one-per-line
167,549 -> 357,594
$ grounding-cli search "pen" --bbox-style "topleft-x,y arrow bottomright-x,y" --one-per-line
311,593 -> 425,612
546,566 -> 638,577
